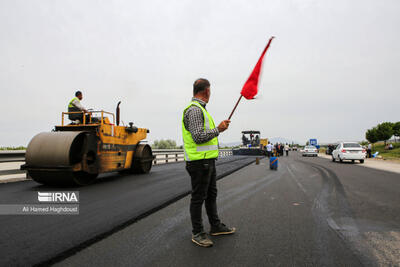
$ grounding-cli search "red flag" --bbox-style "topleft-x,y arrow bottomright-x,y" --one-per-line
241,37 -> 274,100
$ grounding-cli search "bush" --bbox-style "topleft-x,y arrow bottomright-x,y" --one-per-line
0,146 -> 26,150
152,139 -> 177,149
372,143 -> 400,159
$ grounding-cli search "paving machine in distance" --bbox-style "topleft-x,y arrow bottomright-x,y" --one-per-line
232,130 -> 266,156
21,102 -> 154,186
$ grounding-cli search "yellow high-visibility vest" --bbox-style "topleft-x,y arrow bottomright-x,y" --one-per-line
68,97 -> 80,108
182,101 -> 219,161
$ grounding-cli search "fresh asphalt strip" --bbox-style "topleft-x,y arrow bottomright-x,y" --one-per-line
41,157 -> 258,266
0,155 -> 259,266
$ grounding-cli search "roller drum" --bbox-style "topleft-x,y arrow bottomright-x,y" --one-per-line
26,132 -> 86,166
25,131 -> 97,185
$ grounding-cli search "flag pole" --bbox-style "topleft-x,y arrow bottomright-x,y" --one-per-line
228,95 -> 243,120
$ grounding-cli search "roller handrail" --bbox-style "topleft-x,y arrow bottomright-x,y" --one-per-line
61,110 -> 115,126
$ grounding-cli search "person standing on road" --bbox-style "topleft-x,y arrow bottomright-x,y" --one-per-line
285,143 -> 289,156
266,142 -> 272,158
367,143 -> 372,158
278,143 -> 283,157
182,78 -> 236,248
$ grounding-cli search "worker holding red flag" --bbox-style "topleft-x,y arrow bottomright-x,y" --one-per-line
182,79 -> 235,248
181,37 -> 274,248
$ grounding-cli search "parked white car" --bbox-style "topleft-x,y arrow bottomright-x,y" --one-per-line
332,142 -> 366,163
302,146 -> 318,157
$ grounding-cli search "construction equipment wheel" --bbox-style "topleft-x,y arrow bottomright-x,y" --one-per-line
131,144 -> 154,174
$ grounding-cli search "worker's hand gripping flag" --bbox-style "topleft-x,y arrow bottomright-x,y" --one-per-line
241,36 -> 275,99
228,36 -> 275,120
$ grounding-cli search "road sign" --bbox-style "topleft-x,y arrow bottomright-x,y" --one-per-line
309,139 -> 318,146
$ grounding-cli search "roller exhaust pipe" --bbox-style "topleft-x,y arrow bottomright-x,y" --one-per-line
116,101 -> 121,126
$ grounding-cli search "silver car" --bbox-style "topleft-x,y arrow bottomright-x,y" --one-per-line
302,146 -> 318,157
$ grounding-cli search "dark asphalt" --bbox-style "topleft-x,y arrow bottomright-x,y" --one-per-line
0,156 -> 257,266
56,152 -> 400,267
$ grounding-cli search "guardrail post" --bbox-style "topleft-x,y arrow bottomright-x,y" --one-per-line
166,154 -> 168,163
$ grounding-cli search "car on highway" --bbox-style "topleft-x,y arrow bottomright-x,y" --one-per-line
301,145 -> 318,157
325,144 -> 337,155
332,142 -> 366,163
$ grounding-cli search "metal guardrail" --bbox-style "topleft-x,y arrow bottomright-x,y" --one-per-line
0,149 -> 233,164
0,149 -> 234,178
152,149 -> 233,164
0,151 -> 26,163
0,149 -> 234,168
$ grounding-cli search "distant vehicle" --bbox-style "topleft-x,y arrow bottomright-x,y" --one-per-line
332,142 -> 366,163
292,146 -> 298,151
325,144 -> 337,155
302,146 -> 318,157
232,130 -> 265,156
260,138 -> 268,146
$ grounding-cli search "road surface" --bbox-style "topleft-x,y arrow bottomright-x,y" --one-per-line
57,153 -> 400,267
0,156 -> 257,266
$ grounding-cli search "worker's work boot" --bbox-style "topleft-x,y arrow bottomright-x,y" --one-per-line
191,232 -> 213,247
210,223 -> 236,236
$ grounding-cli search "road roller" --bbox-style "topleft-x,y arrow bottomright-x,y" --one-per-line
21,102 -> 154,186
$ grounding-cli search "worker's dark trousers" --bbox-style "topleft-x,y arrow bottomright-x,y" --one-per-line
186,158 -> 220,235
286,150 -> 289,156
68,106 -> 83,121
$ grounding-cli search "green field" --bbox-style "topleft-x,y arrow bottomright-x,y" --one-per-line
0,146 -> 26,151
372,143 -> 400,160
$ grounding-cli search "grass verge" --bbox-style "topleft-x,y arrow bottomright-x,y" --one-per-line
372,143 -> 400,160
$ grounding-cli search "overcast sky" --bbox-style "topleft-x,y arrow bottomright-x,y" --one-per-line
1,0 -> 399,146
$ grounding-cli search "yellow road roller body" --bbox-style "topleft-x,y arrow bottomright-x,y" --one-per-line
21,105 -> 154,186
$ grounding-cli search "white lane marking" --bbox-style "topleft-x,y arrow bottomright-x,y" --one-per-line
287,165 -> 307,193
326,217 -> 340,230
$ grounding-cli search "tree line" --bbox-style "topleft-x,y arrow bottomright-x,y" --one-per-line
365,122 -> 400,144
152,139 -> 181,149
